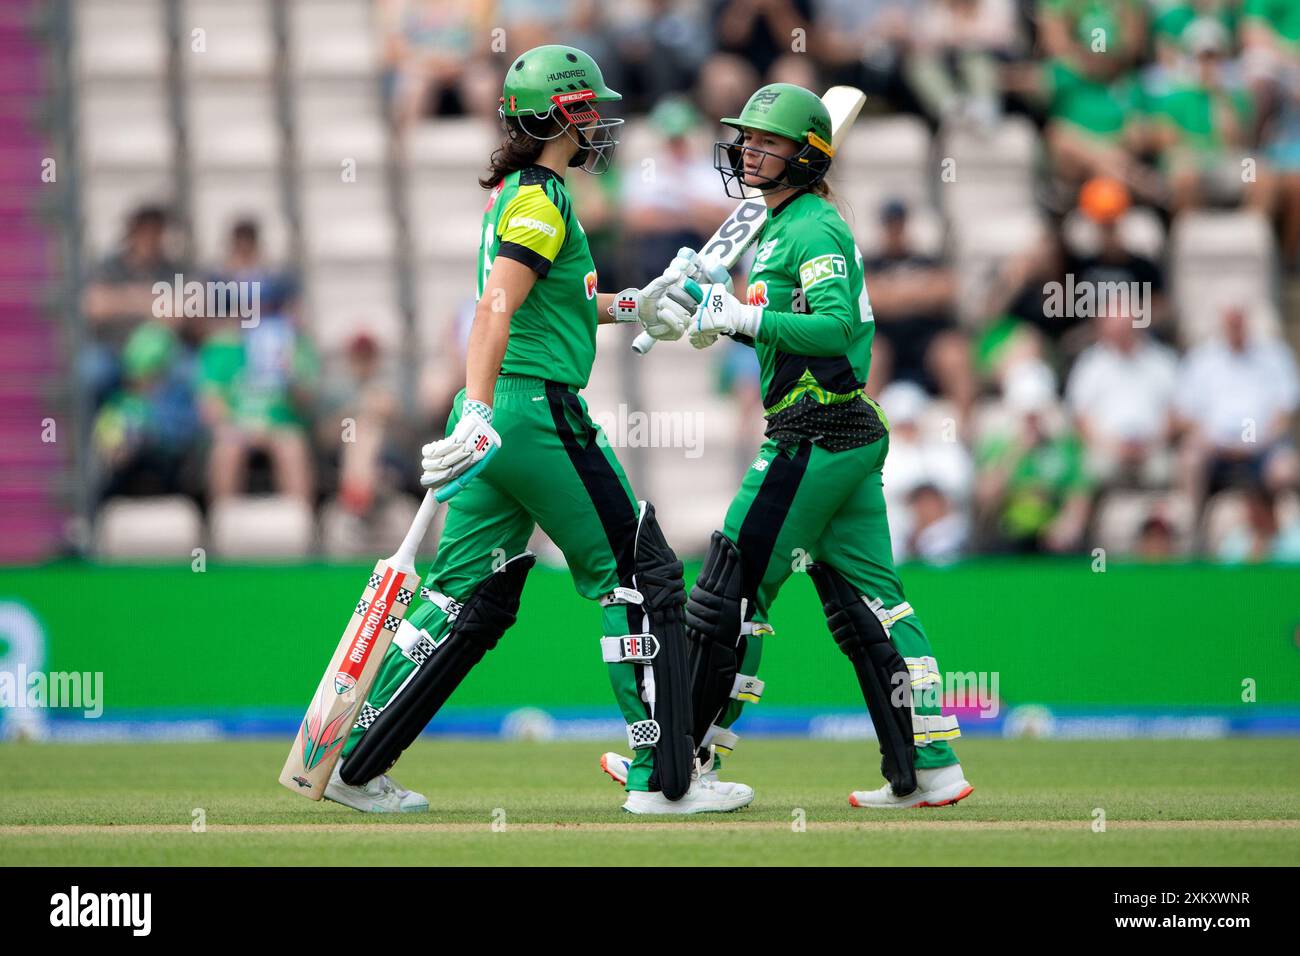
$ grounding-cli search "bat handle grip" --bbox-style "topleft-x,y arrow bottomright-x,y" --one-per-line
632,331 -> 655,355
391,489 -> 440,572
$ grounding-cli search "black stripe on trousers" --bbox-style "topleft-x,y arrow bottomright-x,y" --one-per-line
545,383 -> 639,606
735,442 -> 813,605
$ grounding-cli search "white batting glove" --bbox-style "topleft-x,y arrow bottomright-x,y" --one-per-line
670,247 -> 734,293
611,276 -> 695,342
420,399 -> 501,493
688,328 -> 721,350
692,282 -> 763,340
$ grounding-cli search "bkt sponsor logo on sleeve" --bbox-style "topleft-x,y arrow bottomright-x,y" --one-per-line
50,886 -> 152,936
799,254 -> 847,289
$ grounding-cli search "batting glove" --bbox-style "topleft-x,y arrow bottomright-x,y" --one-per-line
420,399 -> 500,493
691,282 -> 763,340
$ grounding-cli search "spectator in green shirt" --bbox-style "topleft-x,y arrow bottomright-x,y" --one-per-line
975,360 -> 1095,553
199,317 -> 318,507
1004,1 -> 1163,201
1147,18 -> 1257,212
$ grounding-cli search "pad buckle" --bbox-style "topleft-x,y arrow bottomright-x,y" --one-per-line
601,633 -> 660,664
730,673 -> 764,703
626,719 -> 661,750
701,725 -> 739,754
601,587 -> 644,607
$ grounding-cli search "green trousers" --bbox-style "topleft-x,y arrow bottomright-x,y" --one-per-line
343,376 -> 660,790
715,429 -> 960,771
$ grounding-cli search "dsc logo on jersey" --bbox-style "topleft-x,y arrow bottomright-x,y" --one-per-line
584,270 -> 598,300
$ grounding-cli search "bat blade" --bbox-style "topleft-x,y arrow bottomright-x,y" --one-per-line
278,559 -> 419,799
632,86 -> 866,354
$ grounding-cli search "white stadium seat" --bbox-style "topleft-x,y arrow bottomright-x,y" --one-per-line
304,261 -> 403,352
320,494 -> 427,559
1092,491 -> 1194,556
187,80 -> 281,170
75,0 -> 167,80
951,211 -> 1047,325
414,251 -> 478,354
287,0 -> 379,78
180,0 -> 276,80
299,172 -> 395,264
210,494 -> 314,558
1171,211 -> 1277,345
1062,207 -> 1167,261
97,496 -> 203,559
190,168 -> 290,265
857,202 -> 947,259
408,171 -> 490,258
78,82 -> 173,170
833,116 -> 933,222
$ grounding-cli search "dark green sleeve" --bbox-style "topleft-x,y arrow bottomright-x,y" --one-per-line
755,220 -> 857,357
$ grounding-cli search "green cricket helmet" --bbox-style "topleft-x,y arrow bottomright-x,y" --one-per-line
499,44 -> 623,174
715,83 -> 834,198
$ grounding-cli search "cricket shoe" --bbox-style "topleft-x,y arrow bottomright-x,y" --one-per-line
848,763 -> 973,809
623,777 -> 754,815
601,748 -> 751,798
324,763 -> 429,813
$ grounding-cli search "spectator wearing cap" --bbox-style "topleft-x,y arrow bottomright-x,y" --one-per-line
92,322 -> 201,501
1066,302 -> 1180,488
1175,305 -> 1300,503
864,199 -> 976,422
878,380 -> 974,561
1068,177 -> 1169,337
1147,17 -> 1258,213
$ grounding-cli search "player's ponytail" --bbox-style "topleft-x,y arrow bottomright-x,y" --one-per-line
480,115 -> 556,189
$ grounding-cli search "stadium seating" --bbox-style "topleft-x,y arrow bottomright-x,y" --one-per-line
210,494 -> 314,558
97,496 -> 203,559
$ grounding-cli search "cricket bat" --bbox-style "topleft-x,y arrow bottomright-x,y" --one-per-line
631,85 -> 867,355
278,449 -> 497,799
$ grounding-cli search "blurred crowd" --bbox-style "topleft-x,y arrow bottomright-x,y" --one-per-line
79,0 -> 1300,562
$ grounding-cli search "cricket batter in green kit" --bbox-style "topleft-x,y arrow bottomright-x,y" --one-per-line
603,83 -> 974,808
323,45 -> 749,815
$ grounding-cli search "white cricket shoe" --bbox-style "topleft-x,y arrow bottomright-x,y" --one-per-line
323,763 -> 429,813
601,748 -> 750,797
623,777 -> 754,814
600,751 -> 632,786
848,763 -> 973,809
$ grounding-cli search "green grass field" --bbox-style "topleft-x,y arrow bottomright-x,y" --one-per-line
1,738 -> 1298,865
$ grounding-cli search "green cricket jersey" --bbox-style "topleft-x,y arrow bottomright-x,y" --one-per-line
477,165 -> 599,389
744,190 -> 874,415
